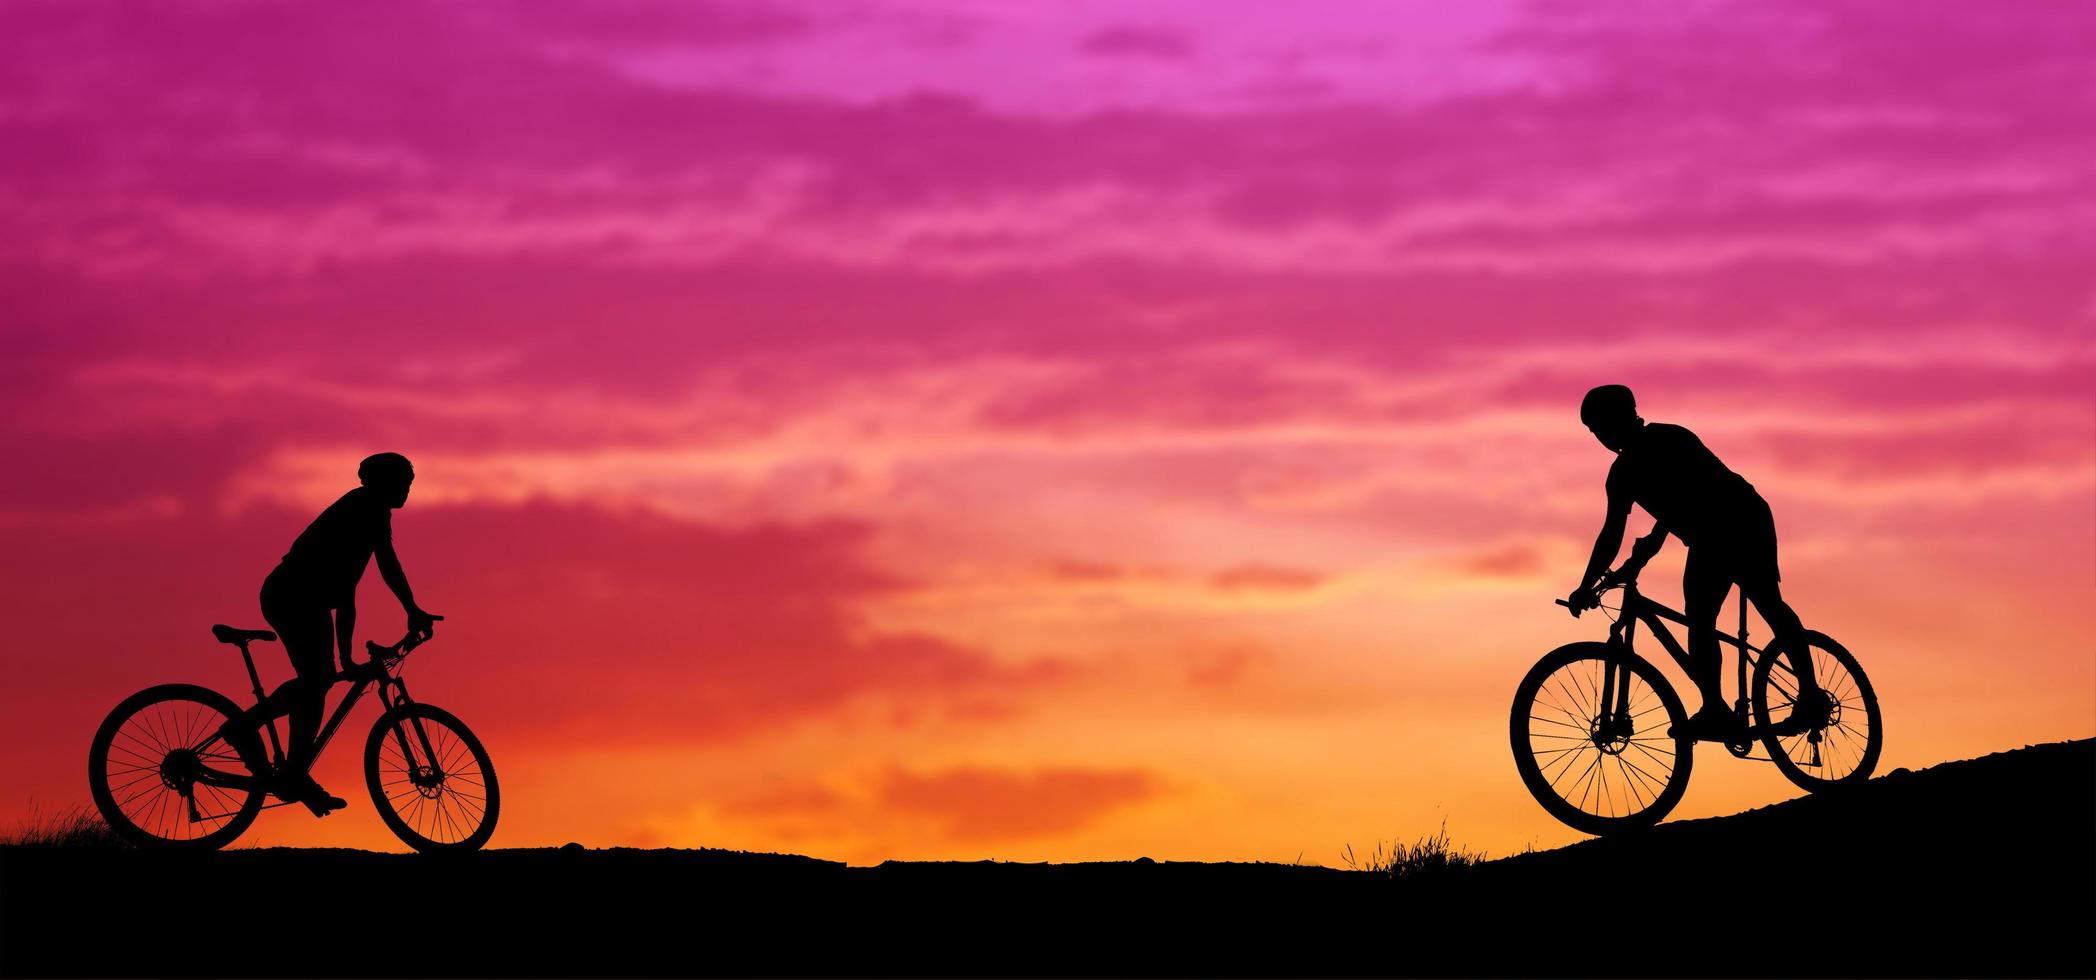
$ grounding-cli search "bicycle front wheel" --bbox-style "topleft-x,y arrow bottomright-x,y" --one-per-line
88,684 -> 265,850
1511,642 -> 1693,835
364,703 -> 498,852
1752,630 -> 1882,791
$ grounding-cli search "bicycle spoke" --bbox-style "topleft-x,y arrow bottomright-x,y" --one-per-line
1614,753 -> 1667,800
443,780 -> 486,804
1627,740 -> 1675,765
118,777 -> 168,812
1540,745 -> 1586,785
449,788 -> 486,821
1548,678 -> 1589,726
1612,758 -> 1650,811
116,727 -> 165,762
1547,744 -> 1594,790
109,769 -> 164,794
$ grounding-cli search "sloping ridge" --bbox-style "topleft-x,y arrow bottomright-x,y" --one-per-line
1487,737 -> 2093,878
2,740 -> 2089,978
1451,738 -> 2094,977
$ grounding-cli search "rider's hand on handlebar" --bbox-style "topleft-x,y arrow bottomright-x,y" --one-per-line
407,608 -> 443,641
1564,585 -> 1601,617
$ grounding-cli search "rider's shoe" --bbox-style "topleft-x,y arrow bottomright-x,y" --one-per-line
1770,686 -> 1831,735
1668,707 -> 1743,742
279,773 -> 349,817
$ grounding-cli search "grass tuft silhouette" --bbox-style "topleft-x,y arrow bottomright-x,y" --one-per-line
2,804 -> 128,849
1340,820 -> 1485,882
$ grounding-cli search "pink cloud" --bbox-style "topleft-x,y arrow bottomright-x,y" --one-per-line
1077,26 -> 1196,60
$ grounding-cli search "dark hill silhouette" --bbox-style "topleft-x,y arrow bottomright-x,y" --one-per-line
4,740 -> 2089,978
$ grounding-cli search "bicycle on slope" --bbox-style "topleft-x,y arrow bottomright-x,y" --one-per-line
88,623 -> 498,852
1509,568 -> 1883,835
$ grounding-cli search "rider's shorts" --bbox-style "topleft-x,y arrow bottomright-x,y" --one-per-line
1684,493 -> 1781,586
260,568 -> 337,680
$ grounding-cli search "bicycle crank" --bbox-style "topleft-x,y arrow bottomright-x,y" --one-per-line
1726,700 -> 1754,758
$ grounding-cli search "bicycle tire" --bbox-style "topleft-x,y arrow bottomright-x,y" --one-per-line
1510,642 -> 1693,835
364,703 -> 499,852
1751,630 -> 1882,791
88,684 -> 265,850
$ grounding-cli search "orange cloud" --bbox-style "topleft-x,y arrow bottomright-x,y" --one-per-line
873,766 -> 1169,844
703,765 -> 1170,851
1455,542 -> 1546,579
1208,564 -> 1326,592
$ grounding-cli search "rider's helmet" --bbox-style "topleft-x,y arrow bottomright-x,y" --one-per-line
1580,385 -> 1641,451
1579,384 -> 1637,428
358,452 -> 415,506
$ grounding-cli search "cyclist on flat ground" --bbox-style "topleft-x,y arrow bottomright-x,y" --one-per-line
218,452 -> 440,814
1565,385 -> 1818,741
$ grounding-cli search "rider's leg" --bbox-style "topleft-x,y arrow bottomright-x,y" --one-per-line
1736,494 -> 1821,702
1741,577 -> 1820,701
259,590 -> 342,809
273,652 -> 347,814
281,668 -> 325,777
1680,549 -> 1733,720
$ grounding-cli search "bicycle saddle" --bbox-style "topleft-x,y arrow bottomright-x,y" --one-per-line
211,624 -> 277,645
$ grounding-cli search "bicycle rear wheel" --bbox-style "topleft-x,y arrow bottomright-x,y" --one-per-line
1511,642 -> 1693,835
1752,630 -> 1882,791
88,684 -> 265,850
364,703 -> 498,852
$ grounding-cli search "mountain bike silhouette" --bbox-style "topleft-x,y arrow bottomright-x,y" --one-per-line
1510,567 -> 1883,835
87,624 -> 498,851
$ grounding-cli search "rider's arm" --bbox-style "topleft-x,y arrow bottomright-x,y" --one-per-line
1577,493 -> 1633,593
374,538 -> 439,636
375,539 -> 419,614
1620,523 -> 1668,578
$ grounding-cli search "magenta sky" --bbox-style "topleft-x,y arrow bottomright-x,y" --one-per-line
3,0 -> 2091,860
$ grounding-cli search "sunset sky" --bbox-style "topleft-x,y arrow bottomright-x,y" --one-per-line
4,0 -> 2091,863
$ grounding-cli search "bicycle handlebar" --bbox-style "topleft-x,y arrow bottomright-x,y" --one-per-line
365,629 -> 433,668
1557,569 -> 1640,616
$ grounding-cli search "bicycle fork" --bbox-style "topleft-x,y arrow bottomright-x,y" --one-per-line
381,681 -> 448,791
1597,643 -> 1635,744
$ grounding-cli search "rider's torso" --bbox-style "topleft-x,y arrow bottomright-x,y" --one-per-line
270,487 -> 390,605
1607,422 -> 1759,548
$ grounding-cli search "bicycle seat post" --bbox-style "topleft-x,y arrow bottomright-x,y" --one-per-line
1735,588 -> 1750,710
235,641 -> 268,706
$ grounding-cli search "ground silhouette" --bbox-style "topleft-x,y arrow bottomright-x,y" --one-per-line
4,739 -> 2088,978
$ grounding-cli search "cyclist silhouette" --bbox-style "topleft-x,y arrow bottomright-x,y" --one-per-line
1565,385 -> 1819,741
217,452 -> 441,814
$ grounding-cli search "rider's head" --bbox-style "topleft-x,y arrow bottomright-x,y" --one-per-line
1579,385 -> 1642,452
358,452 -> 415,508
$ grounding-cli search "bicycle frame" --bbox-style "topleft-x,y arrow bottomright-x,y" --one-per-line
1584,581 -> 1808,746
193,636 -> 438,797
